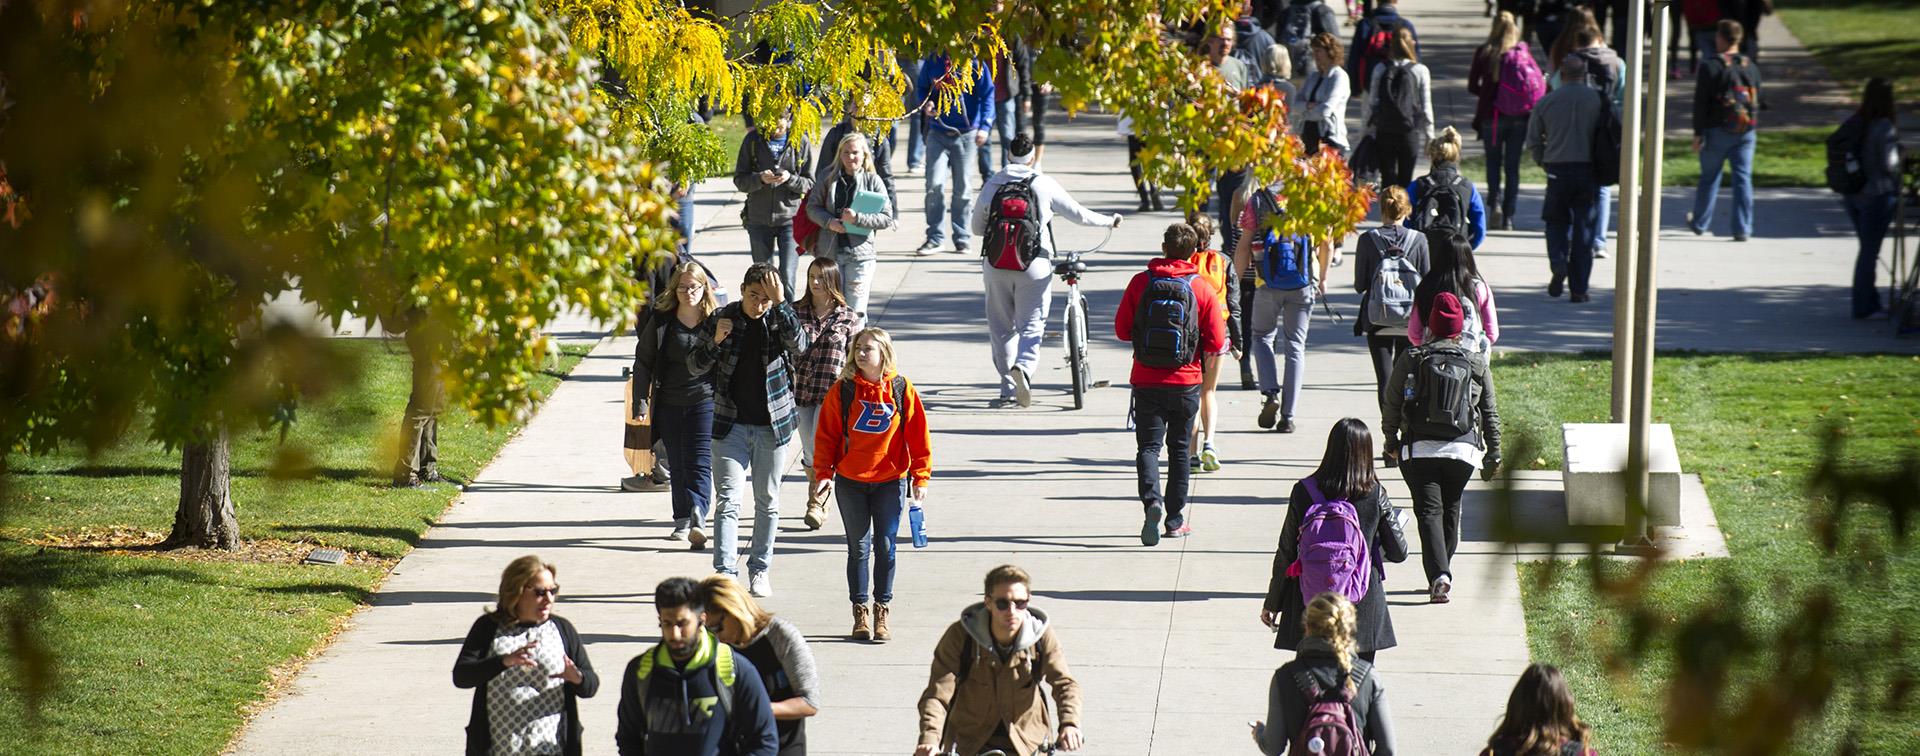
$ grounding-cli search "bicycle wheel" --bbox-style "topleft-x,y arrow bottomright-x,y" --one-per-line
1066,291 -> 1089,410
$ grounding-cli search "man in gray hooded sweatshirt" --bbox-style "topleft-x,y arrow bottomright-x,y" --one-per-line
916,565 -> 1083,756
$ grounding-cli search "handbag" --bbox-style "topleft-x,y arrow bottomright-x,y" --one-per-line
792,184 -> 822,254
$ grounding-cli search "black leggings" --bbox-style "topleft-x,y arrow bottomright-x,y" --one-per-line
1365,333 -> 1412,416
1375,130 -> 1423,190
1400,456 -> 1475,585
1027,90 -> 1049,143
1126,135 -> 1156,201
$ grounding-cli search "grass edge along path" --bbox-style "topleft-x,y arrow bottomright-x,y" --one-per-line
1459,127 -> 1830,190
1776,0 -> 1920,99
0,339 -> 593,756
1493,351 -> 1920,753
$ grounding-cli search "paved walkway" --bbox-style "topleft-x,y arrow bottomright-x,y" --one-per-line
232,5 -> 1912,756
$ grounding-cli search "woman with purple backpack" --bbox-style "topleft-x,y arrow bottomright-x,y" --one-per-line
1467,11 -> 1543,231
1261,418 -> 1408,662
1250,592 -> 1398,755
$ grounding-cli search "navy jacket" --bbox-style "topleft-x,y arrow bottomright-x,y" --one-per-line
916,56 -> 995,134
615,632 -> 779,756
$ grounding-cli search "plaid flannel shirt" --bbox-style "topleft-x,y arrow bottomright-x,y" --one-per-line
792,299 -> 860,408
693,301 -> 809,442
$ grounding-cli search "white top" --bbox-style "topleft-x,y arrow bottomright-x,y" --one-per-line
486,620 -> 566,754
970,164 -> 1118,254
1293,66 -> 1352,150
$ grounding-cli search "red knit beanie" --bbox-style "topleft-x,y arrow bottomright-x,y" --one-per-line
1429,292 -> 1466,340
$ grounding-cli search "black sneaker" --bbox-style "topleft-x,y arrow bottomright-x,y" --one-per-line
1257,396 -> 1280,429
954,242 -> 972,255
1733,234 -> 1749,242
1685,212 -> 1704,236
1142,503 -> 1164,547
1548,276 -> 1565,298
1570,292 -> 1592,303
1278,417 -> 1296,434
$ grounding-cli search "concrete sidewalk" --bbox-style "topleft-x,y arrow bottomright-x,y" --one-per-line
233,6 -> 1908,755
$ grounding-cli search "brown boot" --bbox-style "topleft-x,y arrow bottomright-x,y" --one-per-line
872,602 -> 892,643
803,471 -> 827,530
850,603 -> 872,641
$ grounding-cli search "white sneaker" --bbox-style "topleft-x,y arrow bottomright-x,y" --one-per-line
1430,575 -> 1453,604
1011,367 -> 1032,408
687,524 -> 707,551
667,519 -> 690,541
748,570 -> 772,598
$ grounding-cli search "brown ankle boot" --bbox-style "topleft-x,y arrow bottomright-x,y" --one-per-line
872,602 -> 892,642
850,603 -> 872,641
803,471 -> 827,530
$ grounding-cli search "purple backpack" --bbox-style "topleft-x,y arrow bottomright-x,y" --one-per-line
1292,478 -> 1372,605
1293,679 -> 1372,756
1493,43 -> 1546,118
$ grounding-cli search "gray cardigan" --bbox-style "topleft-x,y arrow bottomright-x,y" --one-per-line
805,166 -> 896,260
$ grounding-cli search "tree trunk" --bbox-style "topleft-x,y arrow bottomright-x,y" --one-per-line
167,428 -> 239,550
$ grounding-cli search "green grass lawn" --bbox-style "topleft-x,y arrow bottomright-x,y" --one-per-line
1495,352 -> 1920,752
1458,127 -> 1828,190
1777,0 -> 1920,98
0,339 -> 589,755
710,117 -> 747,177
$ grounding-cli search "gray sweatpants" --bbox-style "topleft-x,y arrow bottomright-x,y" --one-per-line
1251,286 -> 1314,419
982,258 -> 1054,398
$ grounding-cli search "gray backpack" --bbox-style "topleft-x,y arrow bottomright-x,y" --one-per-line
1366,231 -> 1419,329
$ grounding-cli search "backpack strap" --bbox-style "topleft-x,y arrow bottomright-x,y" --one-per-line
712,642 -> 735,723
1302,477 -> 1326,505
953,633 -> 976,685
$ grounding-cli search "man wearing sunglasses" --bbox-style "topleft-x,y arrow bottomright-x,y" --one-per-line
916,565 -> 1083,755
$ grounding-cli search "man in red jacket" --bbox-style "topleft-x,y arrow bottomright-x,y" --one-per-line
1114,223 -> 1229,546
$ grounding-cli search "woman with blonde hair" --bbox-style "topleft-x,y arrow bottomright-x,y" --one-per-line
1351,186 -> 1430,450
1251,592 -> 1397,755
805,132 -> 895,319
791,257 -> 861,532
1406,127 -> 1489,249
454,555 -> 599,755
811,327 -> 931,642
631,261 -> 721,547
699,575 -> 821,755
1363,26 -> 1433,189
1467,11 -> 1537,231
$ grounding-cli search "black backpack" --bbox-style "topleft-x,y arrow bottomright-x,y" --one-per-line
1826,115 -> 1870,195
1408,173 -> 1472,234
1590,88 -> 1623,186
983,177 -> 1046,271
1404,344 -> 1478,441
1372,63 -> 1421,135
1132,272 -> 1202,369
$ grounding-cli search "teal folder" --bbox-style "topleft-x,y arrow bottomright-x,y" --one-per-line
845,189 -> 888,236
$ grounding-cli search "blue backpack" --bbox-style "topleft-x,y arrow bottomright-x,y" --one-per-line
1252,189 -> 1315,291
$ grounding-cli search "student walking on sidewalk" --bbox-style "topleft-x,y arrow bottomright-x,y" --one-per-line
696,264 -> 809,598
616,577 -> 778,756
1839,77 -> 1904,320
916,55 -> 995,255
1115,223 -> 1228,546
972,134 -> 1123,408
1407,128 -> 1489,249
812,328 -> 931,644
1251,592 -> 1398,756
1262,419 -> 1407,660
915,565 -> 1083,756
1383,292 -> 1503,604
1294,34 -> 1352,158
1480,664 -> 1598,756
1185,213 -> 1244,475
1527,54 -> 1604,302
1687,19 -> 1762,242
453,555 -> 599,756
699,575 -> 821,756
1362,27 -> 1434,190
733,111 -> 813,296
634,262 -> 723,548
805,133 -> 895,320
1408,231 -> 1500,357
1234,182 -> 1329,434
791,258 -> 861,532
1468,11 -> 1541,232
1352,187 -> 1430,438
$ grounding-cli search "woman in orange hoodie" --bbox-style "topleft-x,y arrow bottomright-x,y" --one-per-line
811,327 -> 931,644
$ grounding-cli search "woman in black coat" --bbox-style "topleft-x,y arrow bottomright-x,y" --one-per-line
453,555 -> 599,755
1262,418 -> 1409,659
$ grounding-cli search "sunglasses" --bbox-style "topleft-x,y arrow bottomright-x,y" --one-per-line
526,586 -> 559,599
992,598 -> 1030,611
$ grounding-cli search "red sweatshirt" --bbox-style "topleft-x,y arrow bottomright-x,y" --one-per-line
1113,257 -> 1228,387
813,371 -> 932,485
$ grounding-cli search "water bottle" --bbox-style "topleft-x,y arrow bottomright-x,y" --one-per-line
1306,735 -> 1326,754
909,503 -> 928,548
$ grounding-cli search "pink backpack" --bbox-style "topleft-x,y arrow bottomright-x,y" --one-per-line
1293,679 -> 1372,756
1493,43 -> 1546,118
1291,479 -> 1372,605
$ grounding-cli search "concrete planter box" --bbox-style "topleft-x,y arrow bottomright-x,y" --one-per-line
1561,423 -> 1682,527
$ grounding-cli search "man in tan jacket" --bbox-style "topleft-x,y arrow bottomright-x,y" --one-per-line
916,565 -> 1083,755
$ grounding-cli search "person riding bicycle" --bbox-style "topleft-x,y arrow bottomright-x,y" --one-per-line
970,135 -> 1122,408
915,565 -> 1083,756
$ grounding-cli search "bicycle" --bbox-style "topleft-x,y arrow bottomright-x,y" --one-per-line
1053,225 -> 1113,410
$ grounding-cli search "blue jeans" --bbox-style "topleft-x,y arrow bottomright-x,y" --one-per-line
924,127 -> 978,246
1691,127 -> 1757,238
1484,113 -> 1527,220
978,101 -> 1015,178
1132,385 -> 1200,521
657,399 -> 714,523
837,252 -> 876,320
1252,286 -> 1315,418
1543,162 -> 1600,295
713,423 -> 793,576
676,185 -> 697,253
1845,192 -> 1899,318
1593,184 -> 1612,251
745,223 -> 799,296
835,476 -> 907,604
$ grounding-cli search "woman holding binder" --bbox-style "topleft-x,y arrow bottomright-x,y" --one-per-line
806,133 -> 895,321
810,327 -> 931,644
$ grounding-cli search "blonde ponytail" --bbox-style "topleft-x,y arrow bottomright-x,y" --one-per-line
1304,592 -> 1360,693
1426,126 -> 1463,165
